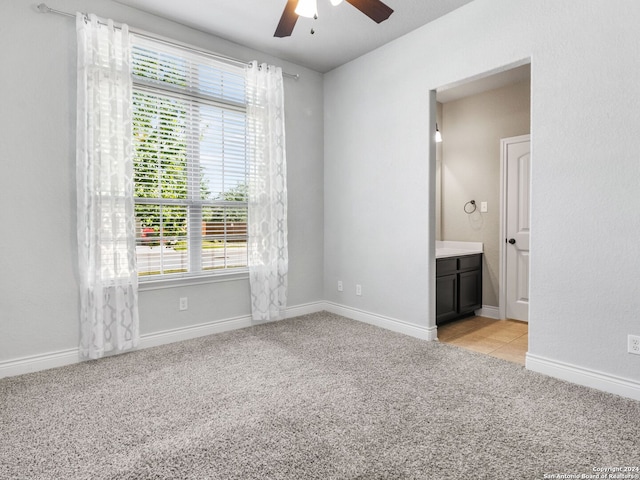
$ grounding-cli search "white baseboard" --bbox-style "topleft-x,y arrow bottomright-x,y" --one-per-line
475,305 -> 501,319
324,301 -> 437,341
285,301 -> 326,318
139,314 -> 253,349
526,353 -> 640,401
0,348 -> 81,379
0,301 -> 326,380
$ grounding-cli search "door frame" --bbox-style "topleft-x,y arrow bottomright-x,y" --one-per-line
499,134 -> 531,320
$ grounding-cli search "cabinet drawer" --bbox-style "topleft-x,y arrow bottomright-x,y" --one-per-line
458,254 -> 481,271
436,258 -> 457,276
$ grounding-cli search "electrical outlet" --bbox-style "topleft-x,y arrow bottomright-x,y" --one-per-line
179,297 -> 188,311
356,284 -> 362,296
628,335 -> 640,355
337,281 -> 343,292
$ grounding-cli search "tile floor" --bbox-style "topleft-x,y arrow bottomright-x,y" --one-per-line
437,316 -> 528,365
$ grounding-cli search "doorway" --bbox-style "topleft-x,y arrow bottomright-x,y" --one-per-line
433,61 -> 531,339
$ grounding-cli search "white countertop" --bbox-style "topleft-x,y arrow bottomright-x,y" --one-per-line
436,241 -> 483,259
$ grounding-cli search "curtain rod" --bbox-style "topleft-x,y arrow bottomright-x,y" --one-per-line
36,3 -> 300,80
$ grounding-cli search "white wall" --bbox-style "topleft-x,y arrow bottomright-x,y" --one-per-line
441,80 -> 531,307
324,69 -> 431,326
325,0 -> 640,384
0,0 -> 324,362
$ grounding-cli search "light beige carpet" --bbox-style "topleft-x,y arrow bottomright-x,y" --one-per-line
1,312 -> 638,479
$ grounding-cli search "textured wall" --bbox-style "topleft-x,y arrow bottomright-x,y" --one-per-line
324,0 -> 640,382
0,0 -> 324,361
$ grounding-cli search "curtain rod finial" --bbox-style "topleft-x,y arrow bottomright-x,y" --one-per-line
37,3 -> 51,13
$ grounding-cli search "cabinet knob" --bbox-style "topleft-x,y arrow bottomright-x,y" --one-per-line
508,238 -> 516,245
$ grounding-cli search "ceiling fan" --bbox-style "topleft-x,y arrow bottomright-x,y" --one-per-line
274,0 -> 394,37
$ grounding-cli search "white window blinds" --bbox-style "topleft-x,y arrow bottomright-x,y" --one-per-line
131,36 -> 248,279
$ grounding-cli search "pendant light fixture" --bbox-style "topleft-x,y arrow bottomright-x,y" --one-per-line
295,0 -> 318,18
435,123 -> 443,143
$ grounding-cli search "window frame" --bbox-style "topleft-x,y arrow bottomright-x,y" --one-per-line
131,37 -> 250,285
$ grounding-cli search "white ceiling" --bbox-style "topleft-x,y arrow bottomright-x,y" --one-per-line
114,0 -> 475,73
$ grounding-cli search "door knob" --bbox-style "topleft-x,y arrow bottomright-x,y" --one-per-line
508,238 -> 516,245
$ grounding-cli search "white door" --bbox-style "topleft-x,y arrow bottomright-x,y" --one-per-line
503,135 -> 530,322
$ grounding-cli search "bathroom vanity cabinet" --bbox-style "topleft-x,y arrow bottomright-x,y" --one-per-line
436,253 -> 482,325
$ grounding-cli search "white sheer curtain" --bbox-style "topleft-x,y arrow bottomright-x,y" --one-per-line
76,13 -> 139,359
246,61 -> 288,322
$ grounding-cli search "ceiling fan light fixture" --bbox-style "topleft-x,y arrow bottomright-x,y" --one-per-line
275,0 -> 393,38
295,0 -> 318,18
330,0 -> 344,5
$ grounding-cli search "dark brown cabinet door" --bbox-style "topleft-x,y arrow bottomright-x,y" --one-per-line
458,269 -> 482,313
436,273 -> 458,323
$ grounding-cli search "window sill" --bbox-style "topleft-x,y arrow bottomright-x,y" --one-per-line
138,269 -> 249,291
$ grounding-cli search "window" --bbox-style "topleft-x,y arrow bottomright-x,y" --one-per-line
131,37 -> 248,280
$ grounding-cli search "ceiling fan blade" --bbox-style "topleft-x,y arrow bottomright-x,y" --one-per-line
345,0 -> 393,23
274,0 -> 299,37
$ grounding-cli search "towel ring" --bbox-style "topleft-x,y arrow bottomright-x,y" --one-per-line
464,200 -> 476,214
